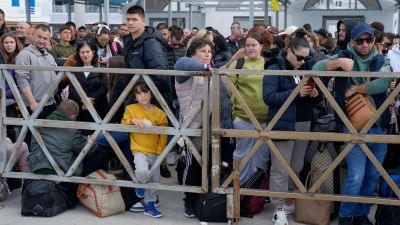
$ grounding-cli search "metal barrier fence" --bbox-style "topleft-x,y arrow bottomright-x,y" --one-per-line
1,64 -> 400,223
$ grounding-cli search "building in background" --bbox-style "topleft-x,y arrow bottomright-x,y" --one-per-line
0,0 -> 398,37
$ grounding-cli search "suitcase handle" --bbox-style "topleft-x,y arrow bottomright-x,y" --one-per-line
77,183 -> 90,198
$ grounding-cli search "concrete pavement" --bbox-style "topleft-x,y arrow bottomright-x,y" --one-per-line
0,166 -> 377,225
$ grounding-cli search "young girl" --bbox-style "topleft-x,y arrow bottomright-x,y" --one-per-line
0,32 -> 24,100
121,77 -> 167,218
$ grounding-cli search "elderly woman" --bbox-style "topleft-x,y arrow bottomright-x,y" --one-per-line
174,38 -> 232,218
68,40 -> 109,135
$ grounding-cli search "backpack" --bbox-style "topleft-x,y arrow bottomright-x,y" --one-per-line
375,168 -> 400,225
240,168 -> 269,218
111,42 -> 118,55
235,57 -> 267,70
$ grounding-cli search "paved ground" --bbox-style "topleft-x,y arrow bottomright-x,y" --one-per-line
0,166 -> 377,225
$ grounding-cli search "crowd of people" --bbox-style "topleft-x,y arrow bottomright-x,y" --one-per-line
1,5 -> 400,225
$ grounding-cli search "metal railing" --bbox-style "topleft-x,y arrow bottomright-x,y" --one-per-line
1,64 -> 400,223
210,68 -> 400,222
0,65 -> 209,194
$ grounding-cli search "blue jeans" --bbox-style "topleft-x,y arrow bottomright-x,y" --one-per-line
96,131 -> 129,147
339,126 -> 387,217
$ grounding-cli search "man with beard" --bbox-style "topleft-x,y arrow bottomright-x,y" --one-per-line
313,23 -> 391,225
333,18 -> 358,55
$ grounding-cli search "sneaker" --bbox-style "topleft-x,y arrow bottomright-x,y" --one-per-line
283,202 -> 295,215
144,202 -> 162,218
271,208 -> 288,225
135,188 -> 145,198
184,202 -> 196,218
166,151 -> 177,166
130,196 -> 160,212
353,215 -> 372,225
338,217 -> 352,225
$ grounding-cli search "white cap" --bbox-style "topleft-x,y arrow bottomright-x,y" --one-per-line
278,26 -> 298,36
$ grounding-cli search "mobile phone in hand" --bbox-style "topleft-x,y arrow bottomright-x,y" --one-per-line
306,77 -> 315,89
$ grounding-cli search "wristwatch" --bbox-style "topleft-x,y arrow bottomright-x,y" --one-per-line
350,85 -> 357,95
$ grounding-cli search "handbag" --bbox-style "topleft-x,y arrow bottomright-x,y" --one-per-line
77,170 -> 125,217
294,168 -> 332,225
345,77 -> 376,130
21,180 -> 74,217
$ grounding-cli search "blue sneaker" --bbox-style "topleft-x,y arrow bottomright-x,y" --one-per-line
144,202 -> 163,218
135,188 -> 145,198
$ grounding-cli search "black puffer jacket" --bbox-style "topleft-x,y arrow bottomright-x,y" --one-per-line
123,27 -> 173,109
162,43 -> 186,70
162,43 -> 186,99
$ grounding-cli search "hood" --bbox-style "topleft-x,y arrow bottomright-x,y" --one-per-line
388,44 -> 400,72
346,42 -> 385,71
46,110 -> 71,121
337,19 -> 358,51
124,26 -> 164,48
24,44 -> 51,57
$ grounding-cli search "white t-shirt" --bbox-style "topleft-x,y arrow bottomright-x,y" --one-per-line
83,66 -> 93,78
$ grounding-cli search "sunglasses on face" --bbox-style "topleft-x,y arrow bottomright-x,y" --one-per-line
354,36 -> 374,45
384,42 -> 393,47
291,49 -> 311,62
171,42 -> 184,47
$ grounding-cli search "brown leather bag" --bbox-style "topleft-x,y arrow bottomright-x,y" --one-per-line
345,77 -> 376,130
294,168 -> 332,225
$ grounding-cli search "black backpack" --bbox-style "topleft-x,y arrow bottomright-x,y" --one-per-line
21,180 -> 75,217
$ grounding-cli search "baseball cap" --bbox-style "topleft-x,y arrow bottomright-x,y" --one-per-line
314,28 -> 329,38
351,23 -> 374,39
278,26 -> 298,36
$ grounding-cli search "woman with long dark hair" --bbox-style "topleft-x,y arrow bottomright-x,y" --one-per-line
212,34 -> 232,68
0,32 -> 24,99
93,24 -> 124,67
263,28 -> 318,224
68,40 -> 109,135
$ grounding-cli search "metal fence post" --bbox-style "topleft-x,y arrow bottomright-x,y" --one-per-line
0,69 -> 6,174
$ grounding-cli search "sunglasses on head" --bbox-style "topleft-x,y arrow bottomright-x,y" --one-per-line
354,36 -> 374,45
291,49 -> 311,62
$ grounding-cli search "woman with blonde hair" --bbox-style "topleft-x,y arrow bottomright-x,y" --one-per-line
307,31 -> 328,59
187,29 -> 214,48
0,32 -> 24,99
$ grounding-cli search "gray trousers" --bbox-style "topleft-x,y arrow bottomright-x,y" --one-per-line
232,117 -> 270,184
133,152 -> 160,204
269,121 -> 311,206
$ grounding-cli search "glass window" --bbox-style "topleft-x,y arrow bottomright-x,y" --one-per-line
304,0 -> 380,10
162,1 -> 178,11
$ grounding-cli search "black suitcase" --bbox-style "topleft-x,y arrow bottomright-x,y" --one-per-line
195,192 -> 228,222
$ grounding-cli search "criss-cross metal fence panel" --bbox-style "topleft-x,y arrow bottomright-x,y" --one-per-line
0,64 -> 209,194
2,64 -> 400,224
210,68 -> 400,222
